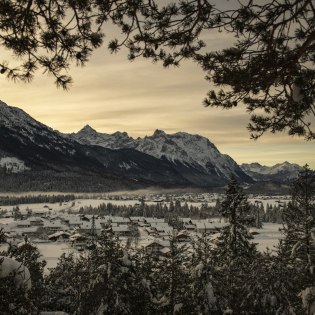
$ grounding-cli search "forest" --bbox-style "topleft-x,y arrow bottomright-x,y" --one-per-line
78,198 -> 283,225
0,194 -> 76,206
0,166 -> 314,315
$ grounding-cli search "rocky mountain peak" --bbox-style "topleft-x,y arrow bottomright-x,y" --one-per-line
0,100 -> 8,107
68,127 -> 252,182
152,129 -> 167,137
78,124 -> 97,134
112,131 -> 130,138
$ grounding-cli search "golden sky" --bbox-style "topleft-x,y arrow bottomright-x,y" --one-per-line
1,29 -> 314,168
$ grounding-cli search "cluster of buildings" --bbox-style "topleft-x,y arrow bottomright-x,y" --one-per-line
102,192 -> 219,203
0,207 -> 228,257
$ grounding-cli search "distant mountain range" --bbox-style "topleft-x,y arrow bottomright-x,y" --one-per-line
66,125 -> 253,186
0,100 -> 304,192
241,162 -> 303,182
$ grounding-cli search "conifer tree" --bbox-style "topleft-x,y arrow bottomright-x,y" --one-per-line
44,253 -> 87,314
0,228 -> 5,244
7,237 -> 46,313
190,235 -> 220,314
282,165 -> 315,263
213,178 -> 257,313
1,1 -> 314,139
132,247 -> 161,315
280,165 -> 315,313
217,178 -> 256,259
0,237 -> 43,314
0,272 -> 31,315
78,231 -> 148,315
242,246 -> 299,314
151,235 -> 194,315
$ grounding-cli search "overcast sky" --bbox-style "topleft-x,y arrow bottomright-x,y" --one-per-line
1,23 -> 314,168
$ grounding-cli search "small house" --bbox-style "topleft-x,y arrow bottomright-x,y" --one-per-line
111,225 -> 130,236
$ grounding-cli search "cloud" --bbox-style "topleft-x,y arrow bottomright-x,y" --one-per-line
1,27 -> 313,168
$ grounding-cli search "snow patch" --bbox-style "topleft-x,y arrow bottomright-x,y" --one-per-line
119,162 -> 132,170
205,282 -> 217,305
0,157 -> 30,173
299,287 -> 315,314
195,262 -> 204,277
0,256 -> 32,291
173,303 -> 183,314
120,251 -> 132,266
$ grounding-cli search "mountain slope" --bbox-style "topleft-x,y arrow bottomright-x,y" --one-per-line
7,100 -> 306,192
69,127 -> 253,184
0,100 -> 106,172
69,125 -> 135,149
0,101 -> 144,191
0,101 -> 226,190
80,145 -> 192,186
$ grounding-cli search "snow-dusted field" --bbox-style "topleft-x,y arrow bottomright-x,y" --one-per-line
0,218 -> 14,224
0,223 -> 283,273
0,242 -> 79,273
0,195 -> 289,216
251,223 -> 283,252
0,201 -> 74,214
37,243 -> 79,271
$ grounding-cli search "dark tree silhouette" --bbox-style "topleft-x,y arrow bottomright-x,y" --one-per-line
1,0 -> 314,138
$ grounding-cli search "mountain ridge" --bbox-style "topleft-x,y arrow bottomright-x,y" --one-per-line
0,101 -> 304,191
0,101 -> 240,190
68,125 -> 253,183
241,162 -> 303,182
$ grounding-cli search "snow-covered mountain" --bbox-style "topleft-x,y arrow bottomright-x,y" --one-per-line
0,101 -> 144,191
68,127 -> 253,184
0,100 -> 80,157
2,100 -> 249,190
241,162 -> 303,182
1,100 -> 204,190
134,129 -> 251,182
69,125 -> 134,149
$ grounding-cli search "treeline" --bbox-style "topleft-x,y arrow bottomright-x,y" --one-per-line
78,200 -> 221,220
79,199 -> 284,224
263,204 -> 285,223
0,171 -> 141,192
0,194 -> 76,206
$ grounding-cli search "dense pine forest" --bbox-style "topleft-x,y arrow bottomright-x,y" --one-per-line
0,194 -> 76,206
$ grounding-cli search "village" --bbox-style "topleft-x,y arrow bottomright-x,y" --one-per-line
0,202 -> 231,260
0,191 -> 288,270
